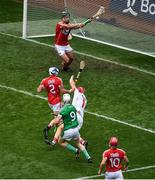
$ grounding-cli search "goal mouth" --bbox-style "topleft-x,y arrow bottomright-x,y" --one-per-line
22,0 -> 155,57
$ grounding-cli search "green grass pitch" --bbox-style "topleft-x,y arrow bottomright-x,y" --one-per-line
0,0 -> 155,179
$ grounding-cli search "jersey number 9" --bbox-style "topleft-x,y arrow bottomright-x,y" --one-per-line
70,111 -> 76,121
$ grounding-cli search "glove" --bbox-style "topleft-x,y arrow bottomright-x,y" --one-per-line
83,18 -> 92,26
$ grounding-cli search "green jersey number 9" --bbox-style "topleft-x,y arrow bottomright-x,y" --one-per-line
70,111 -> 76,121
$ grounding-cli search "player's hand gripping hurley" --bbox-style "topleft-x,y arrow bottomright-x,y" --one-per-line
75,61 -> 85,82
83,6 -> 105,26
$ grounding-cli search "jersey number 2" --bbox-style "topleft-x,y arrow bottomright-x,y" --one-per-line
49,84 -> 56,94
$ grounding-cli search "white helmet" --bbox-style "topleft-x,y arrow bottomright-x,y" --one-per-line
63,93 -> 71,103
49,67 -> 59,76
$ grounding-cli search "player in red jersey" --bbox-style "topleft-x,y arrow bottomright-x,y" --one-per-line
54,11 -> 86,71
44,76 -> 88,150
37,67 -> 70,115
98,137 -> 129,179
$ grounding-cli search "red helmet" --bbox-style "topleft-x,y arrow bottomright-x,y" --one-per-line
109,137 -> 118,146
77,87 -> 85,93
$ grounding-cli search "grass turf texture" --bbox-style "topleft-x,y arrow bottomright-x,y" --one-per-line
0,34 -> 155,178
0,0 -> 155,178
0,0 -> 23,23
36,36 -> 155,73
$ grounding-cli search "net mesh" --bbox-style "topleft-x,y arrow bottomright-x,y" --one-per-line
0,0 -> 154,56
26,0 -> 64,37
65,0 -> 155,55
25,0 -> 155,55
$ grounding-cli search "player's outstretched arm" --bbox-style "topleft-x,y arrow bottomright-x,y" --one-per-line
69,75 -> 76,92
59,22 -> 85,30
59,84 -> 72,94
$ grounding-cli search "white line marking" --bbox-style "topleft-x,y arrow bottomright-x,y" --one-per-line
85,111 -> 155,134
0,84 -> 47,101
0,86 -> 154,179
1,84 -> 155,135
73,33 -> 155,58
0,31 -> 154,177
76,164 -> 155,179
0,32 -> 155,76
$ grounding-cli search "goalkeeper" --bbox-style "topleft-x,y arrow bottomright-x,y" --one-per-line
54,11 -> 91,71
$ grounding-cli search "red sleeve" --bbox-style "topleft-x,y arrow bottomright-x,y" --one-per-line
41,78 -> 46,85
58,78 -> 63,87
119,149 -> 126,158
122,150 -> 126,157
103,151 -> 109,158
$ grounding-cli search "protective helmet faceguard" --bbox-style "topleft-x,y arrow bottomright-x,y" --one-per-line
49,67 -> 59,76
62,11 -> 70,18
63,93 -> 71,103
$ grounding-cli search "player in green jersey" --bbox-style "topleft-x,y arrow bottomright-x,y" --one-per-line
46,93 -> 92,163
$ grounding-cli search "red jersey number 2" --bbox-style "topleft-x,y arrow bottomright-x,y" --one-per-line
49,84 -> 56,94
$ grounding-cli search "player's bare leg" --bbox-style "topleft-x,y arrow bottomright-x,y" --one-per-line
75,138 -> 92,163
79,137 -> 88,150
51,111 -> 59,118
60,53 -> 70,71
66,51 -> 74,66
59,138 -> 79,154
43,118 -> 60,141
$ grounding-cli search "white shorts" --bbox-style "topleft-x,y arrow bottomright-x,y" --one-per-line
105,170 -> 124,180
48,102 -> 62,113
77,113 -> 83,130
62,127 -> 80,141
55,44 -> 73,56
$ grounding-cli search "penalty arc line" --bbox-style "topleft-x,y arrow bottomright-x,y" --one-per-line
75,164 -> 155,179
0,32 -> 155,77
0,84 -> 155,135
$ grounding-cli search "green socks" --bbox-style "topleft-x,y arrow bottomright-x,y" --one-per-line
66,144 -> 91,160
81,149 -> 91,160
66,144 -> 77,154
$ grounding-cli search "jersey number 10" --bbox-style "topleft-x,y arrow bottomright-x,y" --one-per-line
109,158 -> 120,168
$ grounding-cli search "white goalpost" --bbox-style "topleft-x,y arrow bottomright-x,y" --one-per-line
22,0 -> 28,39
22,0 -> 155,57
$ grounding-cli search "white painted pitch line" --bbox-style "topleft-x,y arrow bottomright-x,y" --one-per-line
1,84 -> 155,135
0,84 -> 47,101
1,84 -> 155,179
85,111 -> 155,134
76,164 -> 155,179
0,31 -> 155,76
21,38 -> 155,77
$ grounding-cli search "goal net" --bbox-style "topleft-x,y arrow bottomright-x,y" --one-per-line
23,0 -> 155,57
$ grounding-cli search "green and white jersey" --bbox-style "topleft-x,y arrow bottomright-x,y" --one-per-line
59,104 -> 78,131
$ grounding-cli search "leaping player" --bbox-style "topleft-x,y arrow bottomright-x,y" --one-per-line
44,75 -> 88,148
54,11 -> 86,71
